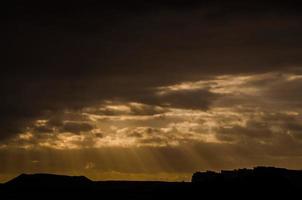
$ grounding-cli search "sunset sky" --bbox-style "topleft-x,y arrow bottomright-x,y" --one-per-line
1,0 -> 302,182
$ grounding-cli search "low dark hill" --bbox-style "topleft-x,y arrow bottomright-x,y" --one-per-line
1,167 -> 301,199
6,173 -> 92,187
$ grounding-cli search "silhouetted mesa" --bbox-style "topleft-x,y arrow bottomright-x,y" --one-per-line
5,173 -> 93,188
1,173 -> 191,199
192,166 -> 302,196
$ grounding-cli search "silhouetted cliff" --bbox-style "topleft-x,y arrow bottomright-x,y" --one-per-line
192,166 -> 302,197
192,166 -> 302,185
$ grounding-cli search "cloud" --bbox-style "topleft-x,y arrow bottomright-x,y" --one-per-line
2,2 -> 302,181
155,89 -> 219,110
1,71 -> 302,154
61,122 -> 94,134
215,120 -> 274,142
87,102 -> 168,116
1,1 -> 302,155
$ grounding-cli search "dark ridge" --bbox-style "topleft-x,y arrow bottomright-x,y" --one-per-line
192,166 -> 302,184
191,166 -> 302,197
1,167 -> 301,199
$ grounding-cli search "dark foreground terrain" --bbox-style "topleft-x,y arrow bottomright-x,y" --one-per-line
1,167 -> 301,199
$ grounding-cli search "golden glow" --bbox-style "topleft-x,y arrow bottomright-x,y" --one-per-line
1,72 -> 302,182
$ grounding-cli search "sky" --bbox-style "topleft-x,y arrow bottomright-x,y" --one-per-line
1,0 -> 302,182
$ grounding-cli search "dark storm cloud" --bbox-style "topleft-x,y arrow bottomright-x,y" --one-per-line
29,111 -> 94,134
111,87 -> 219,110
216,120 -> 274,142
1,0 -> 302,140
33,125 -> 54,134
154,89 -> 219,110
61,122 -> 94,134
214,110 -> 302,147
266,79 -> 302,106
129,104 -> 168,116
